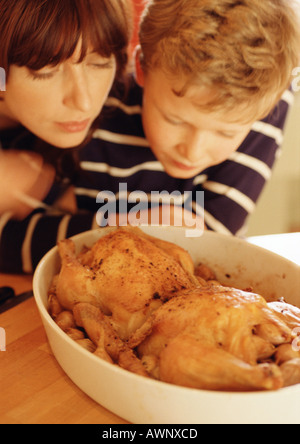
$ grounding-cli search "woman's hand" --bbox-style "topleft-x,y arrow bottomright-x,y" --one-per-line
0,150 -> 55,219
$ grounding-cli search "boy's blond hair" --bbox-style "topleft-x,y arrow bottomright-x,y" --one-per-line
139,0 -> 300,121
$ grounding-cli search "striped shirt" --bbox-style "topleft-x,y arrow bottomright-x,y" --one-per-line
0,76 -> 292,273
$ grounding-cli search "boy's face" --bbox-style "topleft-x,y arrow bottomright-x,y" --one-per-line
138,67 -> 254,179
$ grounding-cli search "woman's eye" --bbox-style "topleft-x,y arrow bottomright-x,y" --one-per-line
30,70 -> 56,81
89,61 -> 114,70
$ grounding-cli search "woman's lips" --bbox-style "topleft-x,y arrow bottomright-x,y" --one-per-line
56,119 -> 91,133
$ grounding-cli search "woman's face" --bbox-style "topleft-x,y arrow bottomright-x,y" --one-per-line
1,43 -> 116,148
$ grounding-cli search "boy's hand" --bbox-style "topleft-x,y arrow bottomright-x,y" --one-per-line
107,205 -> 206,235
0,150 -> 55,219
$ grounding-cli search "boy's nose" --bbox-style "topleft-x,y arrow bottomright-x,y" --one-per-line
179,130 -> 208,163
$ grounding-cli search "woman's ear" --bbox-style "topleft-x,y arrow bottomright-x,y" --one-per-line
134,45 -> 145,87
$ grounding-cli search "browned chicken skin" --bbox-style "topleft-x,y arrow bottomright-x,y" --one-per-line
50,227 -> 300,392
132,286 -> 291,391
267,301 -> 300,331
55,227 -> 198,340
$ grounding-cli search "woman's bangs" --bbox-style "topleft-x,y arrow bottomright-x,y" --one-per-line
77,0 -> 130,60
6,0 -> 131,75
24,33 -> 81,71
8,2 -> 72,69
10,0 -> 121,71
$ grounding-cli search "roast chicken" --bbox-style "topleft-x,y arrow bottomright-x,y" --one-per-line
130,286 -> 295,391
49,227 -> 300,392
55,226 -> 198,340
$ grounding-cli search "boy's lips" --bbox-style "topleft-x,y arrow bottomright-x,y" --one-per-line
172,160 -> 198,171
56,119 -> 91,133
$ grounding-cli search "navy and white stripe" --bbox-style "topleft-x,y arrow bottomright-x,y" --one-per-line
76,78 -> 290,235
0,76 -> 291,273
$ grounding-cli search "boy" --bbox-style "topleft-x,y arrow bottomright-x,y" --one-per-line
77,0 -> 299,233
1,0 -> 299,273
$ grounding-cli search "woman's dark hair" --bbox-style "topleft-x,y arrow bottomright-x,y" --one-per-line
0,0 -> 133,78
0,0 -> 133,181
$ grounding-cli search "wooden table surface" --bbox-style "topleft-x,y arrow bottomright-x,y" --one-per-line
1,233 -> 299,424
0,274 -> 129,424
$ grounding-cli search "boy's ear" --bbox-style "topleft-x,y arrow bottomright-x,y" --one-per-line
134,45 -> 145,87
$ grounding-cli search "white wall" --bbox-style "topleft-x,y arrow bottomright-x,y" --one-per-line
247,93 -> 300,236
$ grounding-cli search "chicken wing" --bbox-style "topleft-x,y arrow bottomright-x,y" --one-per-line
73,302 -> 148,376
268,301 -> 300,331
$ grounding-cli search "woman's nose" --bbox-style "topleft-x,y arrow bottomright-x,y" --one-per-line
63,68 -> 92,113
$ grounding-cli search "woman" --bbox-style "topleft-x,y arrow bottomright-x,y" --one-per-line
0,0 -> 132,272
1,0 -> 299,274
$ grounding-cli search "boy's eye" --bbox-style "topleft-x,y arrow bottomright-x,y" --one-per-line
168,120 -> 182,126
216,131 -> 236,139
164,116 -> 183,126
